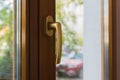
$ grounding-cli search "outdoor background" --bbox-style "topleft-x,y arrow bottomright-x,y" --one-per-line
56,0 -> 84,80
0,0 -> 13,79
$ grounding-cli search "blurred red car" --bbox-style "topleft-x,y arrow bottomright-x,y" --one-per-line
56,58 -> 83,77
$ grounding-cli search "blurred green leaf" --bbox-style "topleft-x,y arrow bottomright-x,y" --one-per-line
0,1 -> 13,79
56,0 -> 83,52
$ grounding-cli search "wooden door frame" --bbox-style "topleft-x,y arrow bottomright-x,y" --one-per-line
109,0 -> 120,80
22,0 -> 27,79
22,0 -> 39,80
39,0 -> 56,80
109,0 -> 113,80
110,0 -> 120,80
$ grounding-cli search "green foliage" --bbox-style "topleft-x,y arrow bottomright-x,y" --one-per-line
0,56 -> 12,79
56,0 -> 83,52
0,1 -> 13,79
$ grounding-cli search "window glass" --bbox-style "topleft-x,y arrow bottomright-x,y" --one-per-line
56,0 -> 109,80
0,0 -> 21,79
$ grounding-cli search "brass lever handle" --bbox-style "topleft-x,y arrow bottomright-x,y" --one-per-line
46,16 -> 62,64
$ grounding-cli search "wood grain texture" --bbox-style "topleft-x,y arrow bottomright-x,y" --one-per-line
22,0 -> 27,79
116,0 -> 120,80
22,0 -> 39,79
39,0 -> 56,80
29,0 -> 39,79
109,0 -> 119,80
109,0 -> 113,80
112,0 -> 117,80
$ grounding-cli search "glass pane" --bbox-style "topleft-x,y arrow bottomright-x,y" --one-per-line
0,0 -> 21,80
56,0 -> 83,80
56,0 -> 109,80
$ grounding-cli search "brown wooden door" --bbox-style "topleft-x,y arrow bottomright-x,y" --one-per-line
22,0 -> 120,80
22,0 -> 39,80
111,0 -> 120,80
39,0 -> 56,80
22,0 -> 56,79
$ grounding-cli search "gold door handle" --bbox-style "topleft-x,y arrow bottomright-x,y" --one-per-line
46,16 -> 62,64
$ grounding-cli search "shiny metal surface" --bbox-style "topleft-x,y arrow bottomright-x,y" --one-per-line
46,16 -> 62,64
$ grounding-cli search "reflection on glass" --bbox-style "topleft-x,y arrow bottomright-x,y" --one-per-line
56,0 -> 84,80
56,0 -> 109,80
104,0 -> 109,80
0,0 -> 21,80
